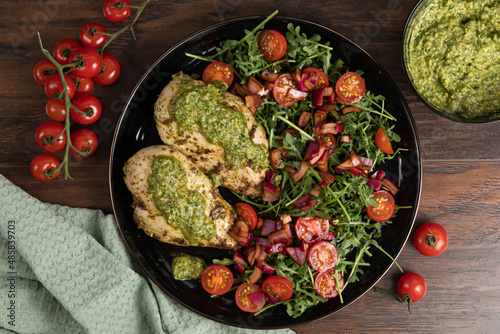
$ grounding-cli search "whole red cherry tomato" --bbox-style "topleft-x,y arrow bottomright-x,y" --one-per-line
413,222 -> 448,257
33,59 -> 57,86
30,154 -> 61,182
45,73 -> 76,100
103,0 -> 132,23
35,122 -> 66,152
74,76 -> 95,97
397,273 -> 427,311
45,99 -> 67,122
69,47 -> 103,78
70,94 -> 102,125
93,53 -> 121,85
53,38 -> 82,65
79,22 -> 108,49
69,129 -> 99,157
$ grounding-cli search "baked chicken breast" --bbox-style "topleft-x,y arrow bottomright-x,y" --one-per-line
154,73 -> 269,198
123,145 -> 239,250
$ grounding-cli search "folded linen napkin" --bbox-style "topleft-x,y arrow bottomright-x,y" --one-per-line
0,175 -> 294,334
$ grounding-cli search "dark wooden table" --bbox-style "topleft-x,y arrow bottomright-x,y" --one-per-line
1,0 -> 499,332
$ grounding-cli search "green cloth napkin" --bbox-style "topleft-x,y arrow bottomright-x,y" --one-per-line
0,175 -> 294,334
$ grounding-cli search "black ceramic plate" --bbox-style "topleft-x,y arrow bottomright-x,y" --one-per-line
109,16 -> 421,329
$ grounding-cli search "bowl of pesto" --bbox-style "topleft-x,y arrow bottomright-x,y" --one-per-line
402,0 -> 500,123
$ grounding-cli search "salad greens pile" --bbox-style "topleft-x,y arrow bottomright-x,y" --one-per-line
189,10 -> 406,318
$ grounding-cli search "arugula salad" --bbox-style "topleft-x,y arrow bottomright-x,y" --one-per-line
187,10 -> 407,318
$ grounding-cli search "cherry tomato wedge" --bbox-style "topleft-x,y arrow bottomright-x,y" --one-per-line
307,241 -> 338,273
413,222 -> 448,257
45,99 -> 67,122
69,129 -> 99,157
234,202 -> 258,231
375,127 -> 394,154
79,22 -> 108,49
301,67 -> 329,90
70,94 -> 102,125
335,72 -> 366,104
315,270 -> 344,298
235,282 -> 266,313
259,29 -> 287,61
53,38 -> 81,65
295,216 -> 329,243
397,273 -> 426,303
366,190 -> 395,222
273,73 -> 299,106
30,154 -> 60,182
202,62 -> 234,88
262,275 -> 293,302
93,53 -> 121,86
45,73 -> 76,100
69,47 -> 103,79
33,59 -> 57,86
201,264 -> 233,296
35,122 -> 66,152
103,0 -> 131,23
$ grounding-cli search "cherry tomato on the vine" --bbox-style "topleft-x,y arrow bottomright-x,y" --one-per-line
315,270 -> 344,298
93,53 -> 121,85
35,122 -> 66,152
262,275 -> 293,302
33,59 -> 57,86
30,154 -> 61,182
53,38 -> 82,65
235,283 -> 266,313
397,273 -> 426,307
375,127 -> 394,154
103,0 -> 132,23
366,190 -> 395,222
201,264 -> 233,296
259,30 -> 287,61
69,129 -> 99,157
45,99 -> 67,122
69,47 -> 103,79
234,202 -> 258,231
414,222 -> 448,257
45,73 -> 76,100
202,62 -> 234,88
79,22 -> 108,49
335,72 -> 366,104
70,94 -> 102,125
74,76 -> 95,97
307,241 -> 338,273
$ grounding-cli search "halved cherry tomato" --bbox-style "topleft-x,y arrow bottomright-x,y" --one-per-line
397,273 -> 426,303
69,129 -> 99,157
79,22 -> 108,49
93,53 -> 121,86
413,222 -> 448,257
30,154 -> 60,182
366,190 -> 395,222
315,270 -> 344,298
35,122 -> 66,152
70,94 -> 102,125
259,30 -> 287,61
53,38 -> 82,65
103,0 -> 132,23
235,282 -> 266,313
273,73 -> 299,106
307,241 -> 338,273
295,216 -> 329,243
74,76 -> 95,97
262,275 -> 293,302
375,127 -> 394,154
45,73 -> 76,100
69,47 -> 103,79
46,99 -> 67,122
201,264 -> 233,296
335,72 -> 366,104
234,202 -> 258,231
202,62 -> 234,88
33,59 -> 57,86
301,67 -> 329,90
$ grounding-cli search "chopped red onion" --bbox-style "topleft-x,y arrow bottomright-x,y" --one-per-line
325,232 -> 336,241
366,178 -> 382,191
255,237 -> 271,247
261,219 -> 277,236
256,260 -> 275,275
265,170 -> 277,183
312,88 -> 324,107
304,141 -> 321,160
264,242 -> 284,254
248,292 -> 264,307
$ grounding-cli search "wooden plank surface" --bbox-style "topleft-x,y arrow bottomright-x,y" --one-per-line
1,0 -> 499,332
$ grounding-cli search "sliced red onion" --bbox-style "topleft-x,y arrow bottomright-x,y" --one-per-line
233,251 -> 249,273
268,229 -> 290,246
360,156 -> 373,168
366,178 -> 382,191
370,169 -> 386,181
300,199 -> 317,212
256,260 -> 275,275
264,242 -> 284,254
349,168 -> 363,177
304,141 -> 321,160
248,292 -> 264,306
312,88 -> 324,107
299,240 -> 310,252
288,88 -> 308,101
325,232 -> 336,241
244,246 -> 255,259
275,219 -> 283,231
337,124 -> 343,133
265,170 -> 277,183
321,181 -> 328,188
263,181 -> 278,193
261,219 -> 277,236
287,247 -> 307,266
293,194 -> 311,208
281,213 -> 292,225
382,178 -> 399,195
300,73 -> 309,90
255,236 -> 271,247
263,291 -> 278,303
241,233 -> 254,247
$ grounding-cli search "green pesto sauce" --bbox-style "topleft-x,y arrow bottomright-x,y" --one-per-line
148,155 -> 215,242
170,78 -> 268,169
406,0 -> 500,118
172,254 -> 205,280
